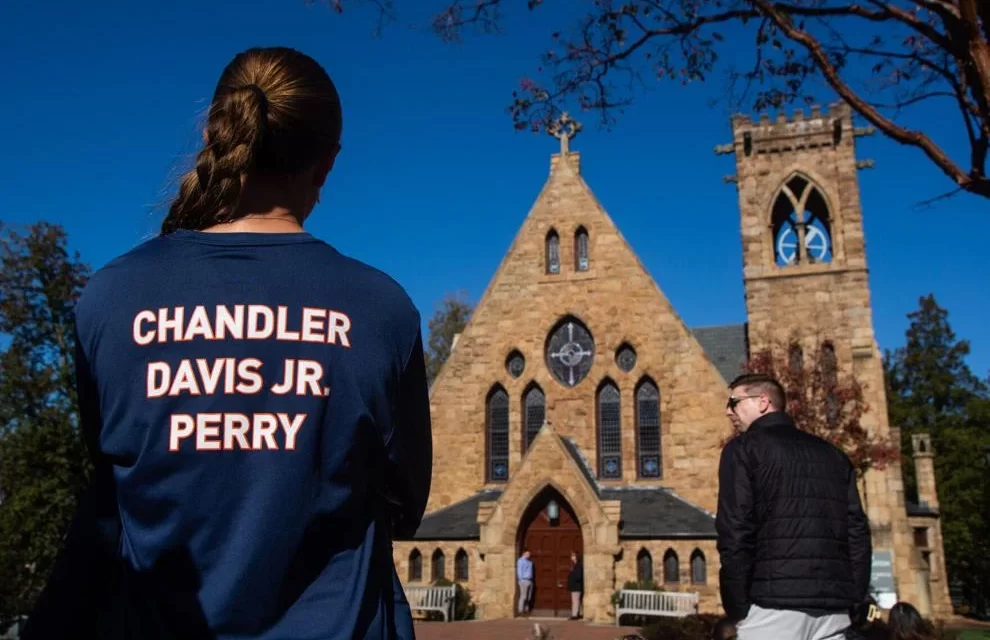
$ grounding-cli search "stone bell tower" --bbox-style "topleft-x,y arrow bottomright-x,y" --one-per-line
718,101 -> 928,609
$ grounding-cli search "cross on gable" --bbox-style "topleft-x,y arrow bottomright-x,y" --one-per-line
548,112 -> 582,155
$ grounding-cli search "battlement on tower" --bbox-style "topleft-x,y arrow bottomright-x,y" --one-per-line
717,101 -> 874,157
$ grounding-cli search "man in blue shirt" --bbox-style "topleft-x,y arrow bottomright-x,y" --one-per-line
516,549 -> 534,615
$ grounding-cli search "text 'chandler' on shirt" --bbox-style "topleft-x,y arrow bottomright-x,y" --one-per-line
69,230 -> 432,640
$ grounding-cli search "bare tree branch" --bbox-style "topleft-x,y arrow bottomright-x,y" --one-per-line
752,0 -> 990,197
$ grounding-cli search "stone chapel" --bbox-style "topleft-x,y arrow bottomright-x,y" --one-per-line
391,102 -> 953,623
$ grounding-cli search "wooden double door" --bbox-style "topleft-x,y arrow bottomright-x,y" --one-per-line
519,489 -> 583,617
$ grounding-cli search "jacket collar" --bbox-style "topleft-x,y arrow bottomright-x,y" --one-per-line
747,411 -> 795,431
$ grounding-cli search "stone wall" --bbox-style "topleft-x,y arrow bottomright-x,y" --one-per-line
392,540 -> 484,618
615,540 -> 722,614
728,103 -> 940,614
426,152 -> 735,518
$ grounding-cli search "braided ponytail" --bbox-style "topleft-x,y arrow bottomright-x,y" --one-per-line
161,48 -> 342,234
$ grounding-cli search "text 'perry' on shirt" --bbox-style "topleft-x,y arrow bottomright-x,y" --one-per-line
130,304 -> 352,453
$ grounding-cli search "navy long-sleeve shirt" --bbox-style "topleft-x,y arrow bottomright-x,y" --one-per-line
23,230 -> 432,640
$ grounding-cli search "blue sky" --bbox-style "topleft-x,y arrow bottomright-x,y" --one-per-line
2,0 -> 988,377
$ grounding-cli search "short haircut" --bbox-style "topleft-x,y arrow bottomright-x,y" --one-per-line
728,373 -> 786,410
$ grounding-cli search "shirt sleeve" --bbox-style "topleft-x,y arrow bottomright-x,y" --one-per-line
21,325 -> 122,639
715,437 -> 757,622
382,329 -> 433,539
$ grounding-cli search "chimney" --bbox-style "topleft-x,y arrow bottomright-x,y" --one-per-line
911,433 -> 939,510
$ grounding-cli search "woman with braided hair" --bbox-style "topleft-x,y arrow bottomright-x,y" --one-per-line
23,47 -> 431,640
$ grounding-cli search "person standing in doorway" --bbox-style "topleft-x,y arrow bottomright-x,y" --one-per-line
567,551 -> 583,620
716,373 -> 872,640
517,549 -> 534,616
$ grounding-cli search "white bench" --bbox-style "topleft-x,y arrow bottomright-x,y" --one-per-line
615,589 -> 698,625
404,584 -> 456,622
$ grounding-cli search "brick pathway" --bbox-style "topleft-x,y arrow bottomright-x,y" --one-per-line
414,618 -> 643,639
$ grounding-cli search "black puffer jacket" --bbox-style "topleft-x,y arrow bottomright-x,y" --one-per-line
715,412 -> 872,621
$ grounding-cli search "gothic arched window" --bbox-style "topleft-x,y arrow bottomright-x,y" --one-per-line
487,386 -> 509,482
522,384 -> 546,452
789,342 -> 804,373
408,548 -> 422,582
575,227 -> 590,271
546,229 -> 561,274
771,174 -> 833,266
455,548 -> 469,581
431,549 -> 446,582
691,549 -> 707,584
637,549 -> 653,583
597,380 -> 622,479
663,549 -> 680,584
636,378 -> 661,478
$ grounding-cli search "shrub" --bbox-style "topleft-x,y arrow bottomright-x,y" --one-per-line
425,578 -> 476,621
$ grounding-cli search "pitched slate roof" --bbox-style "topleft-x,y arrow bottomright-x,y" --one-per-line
692,323 -> 749,383
406,488 -> 503,540
602,487 -> 717,538
408,437 -> 716,541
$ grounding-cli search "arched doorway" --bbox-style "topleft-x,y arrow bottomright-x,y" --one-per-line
517,486 -> 583,617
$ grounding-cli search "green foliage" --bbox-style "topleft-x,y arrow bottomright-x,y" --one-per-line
745,339 -> 899,474
638,613 -> 723,640
425,578 -> 476,621
0,222 -> 91,626
424,291 -> 473,386
884,294 -> 990,617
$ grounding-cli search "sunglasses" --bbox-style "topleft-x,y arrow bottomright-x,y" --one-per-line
726,394 -> 762,410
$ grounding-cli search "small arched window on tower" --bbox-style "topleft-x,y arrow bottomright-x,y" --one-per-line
546,229 -> 561,274
575,227 -> 590,271
772,174 -> 833,267
597,380 -> 622,479
486,386 -> 510,482
637,549 -> 653,583
789,343 -> 804,373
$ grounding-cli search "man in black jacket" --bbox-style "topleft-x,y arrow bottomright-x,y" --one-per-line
716,373 -> 872,640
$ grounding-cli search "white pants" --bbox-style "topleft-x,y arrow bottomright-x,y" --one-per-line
737,604 -> 850,640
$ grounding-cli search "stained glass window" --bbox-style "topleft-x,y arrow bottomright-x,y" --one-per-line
616,343 -> 637,372
523,385 -> 546,451
575,227 -> 589,271
598,381 -> 622,479
637,379 -> 661,478
506,350 -> 525,378
487,387 -> 509,482
546,230 -> 560,274
546,317 -> 595,387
